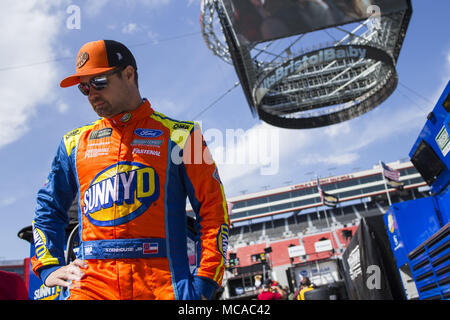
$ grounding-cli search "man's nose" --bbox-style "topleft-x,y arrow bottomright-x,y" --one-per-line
88,86 -> 101,99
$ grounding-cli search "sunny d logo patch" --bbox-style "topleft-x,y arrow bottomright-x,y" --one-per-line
217,224 -> 229,259
34,284 -> 61,300
83,162 -> 160,226
33,227 -> 49,259
388,214 -> 395,234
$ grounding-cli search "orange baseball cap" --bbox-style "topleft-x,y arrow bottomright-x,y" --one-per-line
60,40 -> 137,88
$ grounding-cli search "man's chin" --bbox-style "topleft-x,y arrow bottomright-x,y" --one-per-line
93,107 -> 111,118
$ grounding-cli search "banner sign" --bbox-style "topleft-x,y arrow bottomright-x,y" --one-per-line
315,240 -> 333,253
341,218 -> 397,300
288,245 -> 306,258
227,0 -> 409,44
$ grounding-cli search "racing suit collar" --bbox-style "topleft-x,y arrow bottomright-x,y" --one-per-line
106,98 -> 153,126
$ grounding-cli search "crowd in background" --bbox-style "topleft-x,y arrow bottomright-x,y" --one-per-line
256,276 -> 316,300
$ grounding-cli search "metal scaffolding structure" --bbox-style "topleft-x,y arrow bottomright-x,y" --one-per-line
200,0 -> 412,129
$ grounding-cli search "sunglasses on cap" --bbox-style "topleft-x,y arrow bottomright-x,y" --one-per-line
78,67 -> 123,96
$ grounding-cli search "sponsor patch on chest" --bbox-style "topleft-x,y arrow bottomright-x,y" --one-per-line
132,148 -> 160,156
89,128 -> 113,140
82,162 -> 160,226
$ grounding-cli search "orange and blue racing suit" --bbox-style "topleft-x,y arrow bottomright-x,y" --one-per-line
31,99 -> 230,300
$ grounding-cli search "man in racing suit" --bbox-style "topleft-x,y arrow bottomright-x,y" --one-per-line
31,40 -> 230,300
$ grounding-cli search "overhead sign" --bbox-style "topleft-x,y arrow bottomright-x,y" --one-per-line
254,44 -> 398,129
256,45 -> 370,102
288,245 -> 306,258
254,44 -> 395,104
314,240 -> 333,253
202,0 -> 412,130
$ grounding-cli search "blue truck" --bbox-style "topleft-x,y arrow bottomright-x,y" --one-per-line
384,80 -> 450,300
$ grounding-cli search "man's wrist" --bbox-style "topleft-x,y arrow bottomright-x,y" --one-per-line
39,265 -> 61,285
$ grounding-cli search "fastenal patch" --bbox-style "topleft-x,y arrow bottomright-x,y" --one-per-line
217,224 -> 229,259
89,128 -> 113,140
132,148 -> 160,156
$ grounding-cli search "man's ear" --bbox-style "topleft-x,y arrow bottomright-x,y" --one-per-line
124,65 -> 135,82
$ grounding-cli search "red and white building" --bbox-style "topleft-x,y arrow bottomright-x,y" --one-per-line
212,160 -> 427,299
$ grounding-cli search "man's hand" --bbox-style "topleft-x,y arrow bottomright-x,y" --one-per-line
272,285 -> 287,299
44,259 -> 88,288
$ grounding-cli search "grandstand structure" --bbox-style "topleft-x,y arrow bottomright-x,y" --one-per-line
207,159 -> 428,299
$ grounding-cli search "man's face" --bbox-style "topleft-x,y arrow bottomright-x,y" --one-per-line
79,69 -> 130,118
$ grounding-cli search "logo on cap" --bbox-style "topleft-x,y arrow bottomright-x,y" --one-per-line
77,52 -> 89,68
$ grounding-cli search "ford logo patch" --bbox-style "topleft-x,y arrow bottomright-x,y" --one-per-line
134,129 -> 163,138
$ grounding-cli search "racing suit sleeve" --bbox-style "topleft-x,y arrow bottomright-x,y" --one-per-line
182,126 -> 230,299
31,138 -> 78,283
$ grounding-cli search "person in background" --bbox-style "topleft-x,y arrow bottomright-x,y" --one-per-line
254,274 -> 263,292
0,270 -> 28,300
295,276 -> 315,300
257,279 -> 286,300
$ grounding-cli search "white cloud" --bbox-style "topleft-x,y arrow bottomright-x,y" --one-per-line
147,30 -> 160,44
122,22 -> 139,34
324,122 -> 351,137
57,101 -> 70,114
298,153 -> 359,166
0,1 -> 64,149
137,0 -> 171,6
187,0 -> 201,7
152,98 -> 178,115
216,90 -> 435,195
83,0 -> 171,17
0,196 -> 17,208
343,106 -> 427,152
83,0 -> 110,17
443,50 -> 450,83
208,122 -> 281,184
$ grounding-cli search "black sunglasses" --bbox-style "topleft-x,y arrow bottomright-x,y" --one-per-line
78,68 -> 123,96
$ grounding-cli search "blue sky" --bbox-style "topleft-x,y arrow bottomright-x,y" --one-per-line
0,0 -> 448,260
